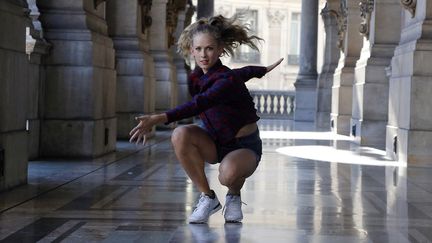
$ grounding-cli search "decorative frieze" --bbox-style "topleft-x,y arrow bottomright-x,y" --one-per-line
400,0 -> 416,18
359,0 -> 374,40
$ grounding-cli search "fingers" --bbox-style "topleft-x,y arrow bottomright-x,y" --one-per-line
267,57 -> 284,72
129,115 -> 154,145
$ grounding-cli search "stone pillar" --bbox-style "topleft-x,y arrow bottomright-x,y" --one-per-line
386,0 -> 432,164
331,0 -> 363,135
294,0 -> 319,121
0,0 -> 31,190
150,0 -> 178,120
197,0 -> 213,19
351,0 -> 401,149
26,0 -> 51,159
315,1 -> 340,129
266,10 -> 285,90
173,1 -> 194,124
37,0 -> 117,157
106,0 -> 156,139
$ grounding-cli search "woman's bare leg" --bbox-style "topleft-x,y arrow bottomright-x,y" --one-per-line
171,125 -> 218,194
218,149 -> 258,194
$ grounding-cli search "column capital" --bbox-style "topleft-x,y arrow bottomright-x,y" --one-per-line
359,0 -> 374,40
400,0 -> 416,18
267,9 -> 285,26
336,1 -> 348,53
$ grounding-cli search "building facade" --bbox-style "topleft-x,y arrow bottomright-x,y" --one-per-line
1,0 -> 432,192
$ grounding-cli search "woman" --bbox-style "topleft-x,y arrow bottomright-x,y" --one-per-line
130,14 -> 283,224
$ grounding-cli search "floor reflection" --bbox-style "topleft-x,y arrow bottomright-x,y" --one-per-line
1,120 -> 432,242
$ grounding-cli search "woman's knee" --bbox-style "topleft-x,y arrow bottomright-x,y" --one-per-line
218,166 -> 242,187
171,126 -> 193,146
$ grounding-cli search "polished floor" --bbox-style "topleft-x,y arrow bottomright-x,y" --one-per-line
1,120 -> 432,242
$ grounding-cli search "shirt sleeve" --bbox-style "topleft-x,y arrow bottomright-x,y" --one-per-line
165,73 -> 239,124
232,66 -> 267,83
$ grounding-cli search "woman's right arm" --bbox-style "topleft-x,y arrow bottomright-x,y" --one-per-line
129,113 -> 167,144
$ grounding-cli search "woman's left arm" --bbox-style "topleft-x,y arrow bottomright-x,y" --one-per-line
232,58 -> 284,83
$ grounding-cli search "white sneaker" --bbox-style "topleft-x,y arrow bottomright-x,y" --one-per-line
189,192 -> 222,224
223,194 -> 244,222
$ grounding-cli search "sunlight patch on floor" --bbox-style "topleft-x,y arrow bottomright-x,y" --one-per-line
260,131 -> 354,141
276,145 -> 404,167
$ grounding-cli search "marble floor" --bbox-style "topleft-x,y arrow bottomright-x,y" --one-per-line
1,119 -> 432,242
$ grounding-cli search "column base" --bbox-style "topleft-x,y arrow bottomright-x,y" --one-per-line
294,80 -> 317,122
41,118 -> 117,158
331,113 -> 350,136
315,111 -> 331,130
351,118 -> 386,150
0,131 -> 28,191
396,128 -> 432,166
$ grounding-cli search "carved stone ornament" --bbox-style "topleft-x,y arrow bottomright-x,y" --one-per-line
215,5 -> 231,18
139,0 -> 153,34
184,1 -> 196,28
166,0 -> 179,47
267,9 -> 285,26
359,0 -> 374,40
401,0 -> 416,18
93,0 -> 106,9
320,3 -> 338,19
336,1 -> 348,52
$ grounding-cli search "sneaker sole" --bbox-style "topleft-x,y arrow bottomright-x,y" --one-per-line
225,219 -> 243,223
189,203 -> 222,224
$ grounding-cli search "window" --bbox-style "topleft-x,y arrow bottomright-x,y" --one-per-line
232,9 -> 260,63
288,12 -> 300,65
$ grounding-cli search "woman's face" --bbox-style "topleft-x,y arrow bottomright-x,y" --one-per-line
190,32 -> 223,73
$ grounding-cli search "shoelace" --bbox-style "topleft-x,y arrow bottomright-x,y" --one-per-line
222,195 -> 247,214
193,194 -> 209,212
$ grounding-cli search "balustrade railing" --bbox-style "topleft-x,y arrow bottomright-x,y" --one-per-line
249,90 -> 295,119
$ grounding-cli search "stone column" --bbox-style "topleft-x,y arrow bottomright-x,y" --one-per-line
0,0 -> 31,190
197,0 -> 213,19
26,0 -> 51,159
351,0 -> 401,149
386,0 -> 432,164
294,0 -> 318,121
315,1 -> 340,129
37,0 -> 117,158
106,0 -> 156,139
173,1 -> 194,124
266,10 -> 285,90
331,0 -> 363,135
150,0 -> 178,121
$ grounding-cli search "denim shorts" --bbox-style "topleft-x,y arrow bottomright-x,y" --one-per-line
216,128 -> 262,164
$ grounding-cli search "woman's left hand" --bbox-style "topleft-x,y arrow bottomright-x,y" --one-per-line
266,58 -> 284,72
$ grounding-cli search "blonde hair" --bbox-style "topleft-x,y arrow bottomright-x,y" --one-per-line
177,13 -> 263,64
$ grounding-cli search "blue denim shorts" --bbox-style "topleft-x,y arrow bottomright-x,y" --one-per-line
216,128 -> 262,164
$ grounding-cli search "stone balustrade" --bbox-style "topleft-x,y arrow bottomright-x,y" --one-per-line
249,90 -> 296,119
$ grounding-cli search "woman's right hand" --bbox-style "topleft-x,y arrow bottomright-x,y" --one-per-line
129,115 -> 153,145
129,114 -> 167,145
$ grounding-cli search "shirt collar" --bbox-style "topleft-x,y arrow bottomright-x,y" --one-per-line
191,59 -> 223,79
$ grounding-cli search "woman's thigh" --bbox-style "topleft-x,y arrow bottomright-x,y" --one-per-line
218,149 -> 258,179
171,124 -> 218,163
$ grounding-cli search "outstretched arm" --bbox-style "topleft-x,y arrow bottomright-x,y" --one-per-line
266,57 -> 284,73
232,58 -> 284,83
129,114 -> 167,145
